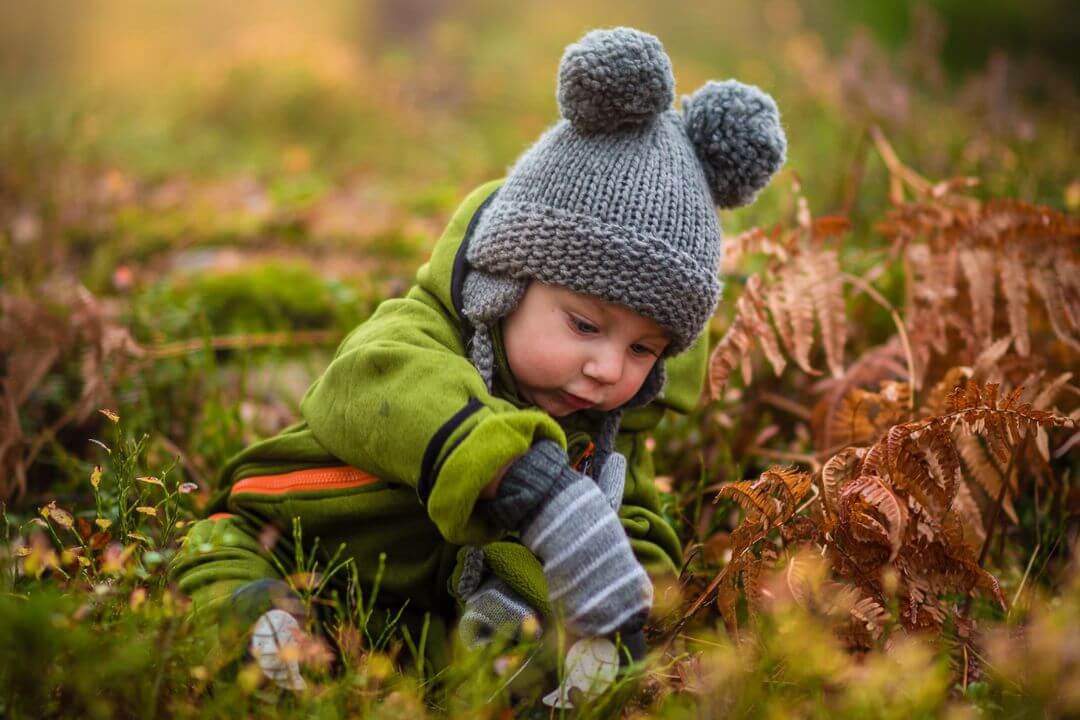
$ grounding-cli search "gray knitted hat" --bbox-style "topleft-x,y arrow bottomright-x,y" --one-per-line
461,27 -> 786,469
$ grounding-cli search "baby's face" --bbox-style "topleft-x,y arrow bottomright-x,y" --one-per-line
501,281 -> 669,417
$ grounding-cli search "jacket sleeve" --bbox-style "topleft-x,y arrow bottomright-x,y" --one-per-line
614,333 -> 709,574
300,287 -> 566,547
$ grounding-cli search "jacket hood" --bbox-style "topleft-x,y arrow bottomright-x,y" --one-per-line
415,179 -> 708,429
415,179 -> 503,334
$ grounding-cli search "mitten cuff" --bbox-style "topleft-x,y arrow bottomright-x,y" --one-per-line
481,439 -> 578,531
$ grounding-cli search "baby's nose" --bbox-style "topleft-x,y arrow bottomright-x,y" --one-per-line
583,345 -> 623,385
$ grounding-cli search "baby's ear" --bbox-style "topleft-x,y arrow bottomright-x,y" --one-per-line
681,80 -> 787,209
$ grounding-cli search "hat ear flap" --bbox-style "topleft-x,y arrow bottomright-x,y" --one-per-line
623,360 -> 667,410
682,80 -> 787,208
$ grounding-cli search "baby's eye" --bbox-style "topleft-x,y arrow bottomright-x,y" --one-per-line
630,343 -> 658,357
571,317 -> 598,334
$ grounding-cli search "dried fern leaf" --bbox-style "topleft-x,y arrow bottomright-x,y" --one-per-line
805,249 -> 847,378
765,466 -> 813,511
821,447 -> 864,520
959,247 -> 996,347
716,479 -> 782,527
923,367 -> 970,417
840,474 -> 908,561
707,315 -> 751,399
970,337 -> 1013,383
906,244 -> 954,355
1031,263 -> 1080,352
1032,372 -> 1073,410
955,433 -> 1018,523
850,596 -> 890,640
918,419 -> 962,510
950,479 -> 986,552
745,275 -> 787,377
767,263 -> 818,374
885,425 -> 949,515
999,245 -> 1030,356
828,384 -> 909,449
707,274 -> 787,398
1053,250 -> 1080,330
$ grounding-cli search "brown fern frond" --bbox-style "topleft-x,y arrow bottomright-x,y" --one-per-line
919,419 -> 962,510
716,466 -> 813,528
745,275 -> 788,378
812,339 -> 910,452
721,225 -> 790,271
811,215 -> 852,240
958,247 -> 995,347
766,263 -> 818,374
839,474 -> 908,561
950,479 -> 986,552
999,245 -> 1030,356
923,367 -> 970,417
850,595 -> 890,641
708,275 -> 787,398
955,433 -> 1018,523
970,337 -> 1014,383
827,382 -> 910,449
1054,249 -> 1080,330
1031,262 -> 1080,352
821,447 -> 864,520
1032,372 -> 1073,411
805,249 -> 848,378
768,466 -> 814,511
885,425 -> 950,515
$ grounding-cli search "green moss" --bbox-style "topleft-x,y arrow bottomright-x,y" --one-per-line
143,261 -> 372,338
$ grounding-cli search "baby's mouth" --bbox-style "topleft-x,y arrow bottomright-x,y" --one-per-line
559,390 -> 596,410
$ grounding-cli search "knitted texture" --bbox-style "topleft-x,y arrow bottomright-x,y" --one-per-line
486,439 -> 652,636
461,269 -> 527,392
458,577 -> 540,648
455,545 -> 487,600
596,450 -> 627,511
460,26 -> 784,473
466,26 -> 786,356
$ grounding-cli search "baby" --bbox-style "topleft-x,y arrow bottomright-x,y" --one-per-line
171,26 -> 785,690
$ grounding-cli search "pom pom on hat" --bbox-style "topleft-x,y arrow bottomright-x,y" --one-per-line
557,27 -> 674,133
682,80 -> 787,208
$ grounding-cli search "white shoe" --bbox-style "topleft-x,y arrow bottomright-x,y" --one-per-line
250,609 -> 308,691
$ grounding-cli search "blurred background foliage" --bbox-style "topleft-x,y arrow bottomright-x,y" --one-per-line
0,1 -> 1077,717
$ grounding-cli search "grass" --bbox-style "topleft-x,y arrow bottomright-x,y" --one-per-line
1,1 -> 1077,717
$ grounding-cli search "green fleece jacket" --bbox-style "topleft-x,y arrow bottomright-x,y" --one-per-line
172,180 -> 706,660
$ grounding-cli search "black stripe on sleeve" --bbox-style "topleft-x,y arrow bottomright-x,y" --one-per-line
417,398 -> 484,505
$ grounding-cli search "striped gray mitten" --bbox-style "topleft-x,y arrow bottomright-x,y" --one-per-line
596,450 -> 626,511
459,576 -> 541,649
484,440 -> 651,637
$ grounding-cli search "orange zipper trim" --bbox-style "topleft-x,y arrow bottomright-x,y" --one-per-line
573,441 -> 596,471
230,466 -> 380,497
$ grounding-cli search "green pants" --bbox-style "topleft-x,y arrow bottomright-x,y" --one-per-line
169,466 -> 549,673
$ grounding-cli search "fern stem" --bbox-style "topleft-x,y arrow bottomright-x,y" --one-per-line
840,272 -> 917,407
758,391 -> 812,421
978,431 -> 1027,567
748,445 -> 819,470
869,125 -> 933,197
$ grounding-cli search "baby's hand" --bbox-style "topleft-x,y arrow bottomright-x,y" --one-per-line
595,450 -> 626,511
458,576 -> 541,649
483,440 -> 652,637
